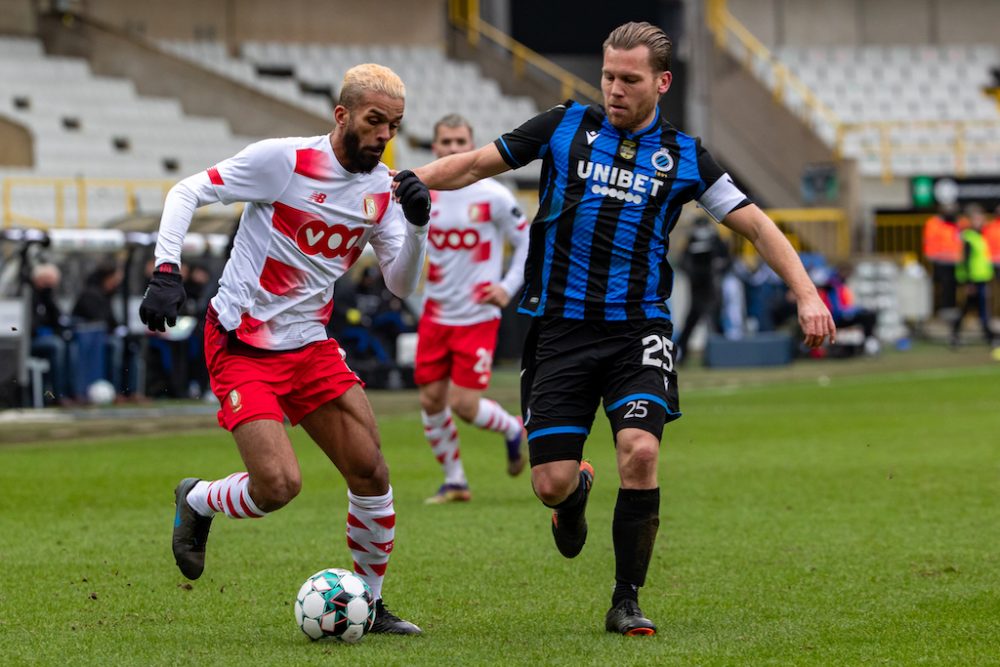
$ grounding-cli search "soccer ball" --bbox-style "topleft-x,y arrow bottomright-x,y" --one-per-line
86,379 -> 116,405
294,568 -> 375,643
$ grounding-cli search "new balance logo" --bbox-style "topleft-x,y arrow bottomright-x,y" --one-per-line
586,131 -> 599,145
308,191 -> 327,204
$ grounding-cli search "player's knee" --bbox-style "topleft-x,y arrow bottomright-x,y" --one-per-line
251,470 -> 302,510
617,432 -> 660,482
345,454 -> 389,492
531,470 -> 575,506
449,393 -> 478,422
419,391 -> 445,415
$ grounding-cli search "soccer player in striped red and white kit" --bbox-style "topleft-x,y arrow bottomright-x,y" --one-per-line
415,114 -> 530,504
139,64 -> 429,634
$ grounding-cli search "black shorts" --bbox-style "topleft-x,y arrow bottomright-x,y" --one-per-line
520,317 -> 681,466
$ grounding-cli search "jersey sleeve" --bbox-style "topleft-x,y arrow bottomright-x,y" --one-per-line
493,101 -> 571,169
206,138 -> 296,205
493,186 -> 530,297
693,139 -> 752,222
368,198 -> 428,298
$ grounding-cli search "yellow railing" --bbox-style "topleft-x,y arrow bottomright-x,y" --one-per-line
447,0 -> 602,104
768,208 -> 850,259
706,0 -> 839,133
706,0 -> 1000,182
3,177 -> 175,229
729,207 -> 849,260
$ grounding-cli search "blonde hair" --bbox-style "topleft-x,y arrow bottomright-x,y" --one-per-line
604,21 -> 672,72
338,64 -> 405,109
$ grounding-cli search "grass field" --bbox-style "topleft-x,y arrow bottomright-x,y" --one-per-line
1,359 -> 999,665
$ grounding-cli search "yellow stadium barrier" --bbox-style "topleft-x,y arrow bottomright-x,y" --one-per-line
725,208 -> 850,261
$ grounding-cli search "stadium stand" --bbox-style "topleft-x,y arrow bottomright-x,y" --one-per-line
157,40 -> 539,170
0,36 -> 256,179
0,32 -> 541,228
708,3 -> 1000,180
775,44 -> 1000,176
0,35 -> 256,226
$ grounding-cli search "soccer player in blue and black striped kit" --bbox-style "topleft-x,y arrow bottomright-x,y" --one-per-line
395,21 -> 836,635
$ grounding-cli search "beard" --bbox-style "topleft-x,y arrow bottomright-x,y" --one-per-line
343,125 -> 382,173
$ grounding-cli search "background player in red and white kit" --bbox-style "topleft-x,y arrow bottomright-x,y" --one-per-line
415,114 -> 530,504
139,64 -> 430,634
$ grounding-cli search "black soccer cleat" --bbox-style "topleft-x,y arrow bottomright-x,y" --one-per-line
605,598 -> 657,636
550,461 -> 594,559
172,477 -> 213,580
370,599 -> 422,635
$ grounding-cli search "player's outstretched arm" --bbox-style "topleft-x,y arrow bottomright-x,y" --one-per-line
141,172 -> 223,331
722,204 -> 836,348
412,143 -> 510,191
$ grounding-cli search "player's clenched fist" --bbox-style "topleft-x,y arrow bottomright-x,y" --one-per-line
139,263 -> 186,332
392,170 -> 431,227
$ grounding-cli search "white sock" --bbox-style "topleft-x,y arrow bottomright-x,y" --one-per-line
346,487 -> 395,600
473,399 -> 522,441
187,473 -> 266,519
422,409 -> 467,486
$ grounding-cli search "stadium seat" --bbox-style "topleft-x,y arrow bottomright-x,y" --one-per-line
772,43 -> 1000,176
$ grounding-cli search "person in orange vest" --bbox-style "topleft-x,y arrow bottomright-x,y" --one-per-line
923,203 -> 963,314
984,206 -> 1000,269
951,205 -> 996,347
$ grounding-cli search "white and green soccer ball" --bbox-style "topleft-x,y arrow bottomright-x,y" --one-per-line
294,568 -> 375,643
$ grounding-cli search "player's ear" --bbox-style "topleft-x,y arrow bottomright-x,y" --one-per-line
657,71 -> 672,95
334,104 -> 350,127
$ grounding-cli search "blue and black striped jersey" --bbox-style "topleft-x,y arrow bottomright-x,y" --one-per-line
494,100 -> 750,321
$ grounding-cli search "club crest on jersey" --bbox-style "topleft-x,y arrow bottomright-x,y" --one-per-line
651,148 -> 674,173
468,202 -> 491,222
361,192 -> 390,223
229,389 -> 243,413
619,140 -> 637,160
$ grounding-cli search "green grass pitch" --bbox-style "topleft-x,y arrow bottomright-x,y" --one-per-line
1,363 -> 998,665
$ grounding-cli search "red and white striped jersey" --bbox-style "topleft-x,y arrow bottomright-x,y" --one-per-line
423,179 -> 529,326
154,135 -> 427,350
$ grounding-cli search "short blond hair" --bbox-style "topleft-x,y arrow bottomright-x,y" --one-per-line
604,21 -> 672,72
338,64 -> 405,109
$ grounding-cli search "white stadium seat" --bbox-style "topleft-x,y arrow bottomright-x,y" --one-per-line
773,44 -> 1000,175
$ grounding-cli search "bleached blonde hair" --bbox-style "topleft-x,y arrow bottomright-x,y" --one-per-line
338,64 -> 405,109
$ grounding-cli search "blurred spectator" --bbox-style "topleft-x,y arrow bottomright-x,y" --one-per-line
29,263 -> 73,404
951,205 -> 996,347
731,254 -> 787,333
812,265 -> 880,356
72,259 -> 129,398
719,267 -> 747,340
183,263 -> 214,398
922,204 -> 963,315
675,217 -> 731,363
333,265 -> 416,363
985,207 -> 1000,270
73,259 -> 123,333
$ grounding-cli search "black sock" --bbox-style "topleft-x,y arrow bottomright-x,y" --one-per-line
544,467 -> 588,512
613,582 -> 639,605
612,487 -> 660,606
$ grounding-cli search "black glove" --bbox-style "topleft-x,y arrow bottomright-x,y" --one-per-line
393,170 -> 431,227
139,263 -> 186,332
